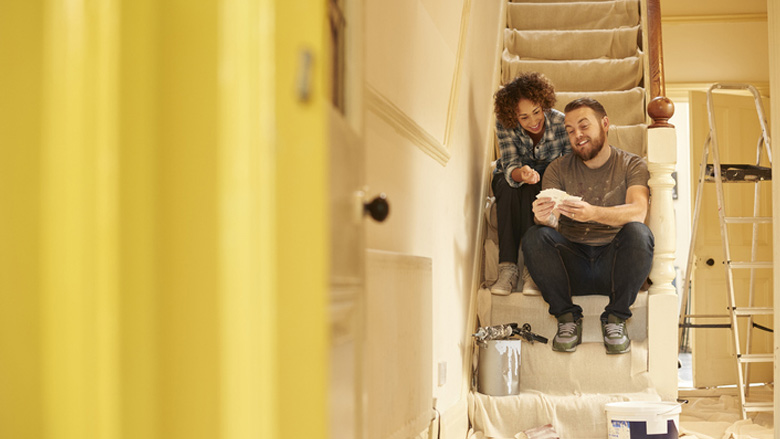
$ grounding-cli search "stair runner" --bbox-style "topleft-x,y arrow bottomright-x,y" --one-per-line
502,0 -> 648,158
470,1 -> 657,438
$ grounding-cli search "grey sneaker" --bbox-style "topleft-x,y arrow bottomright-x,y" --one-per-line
552,313 -> 582,352
602,314 -> 631,354
521,266 -> 540,296
491,263 -> 519,296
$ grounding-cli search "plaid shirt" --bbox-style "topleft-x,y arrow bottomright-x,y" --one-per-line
495,108 -> 571,188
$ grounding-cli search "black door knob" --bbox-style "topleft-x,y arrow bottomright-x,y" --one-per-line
364,194 -> 390,222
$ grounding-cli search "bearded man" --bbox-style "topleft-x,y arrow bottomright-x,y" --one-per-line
521,97 -> 654,354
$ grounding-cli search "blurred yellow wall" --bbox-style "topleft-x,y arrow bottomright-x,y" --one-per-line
0,1 -> 328,438
0,4 -> 44,436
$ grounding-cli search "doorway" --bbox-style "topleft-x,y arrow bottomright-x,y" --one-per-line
673,88 -> 774,390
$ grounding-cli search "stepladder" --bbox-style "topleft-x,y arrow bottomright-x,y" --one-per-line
678,83 -> 774,419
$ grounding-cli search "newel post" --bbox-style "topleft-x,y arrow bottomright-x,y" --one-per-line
647,97 -> 677,296
646,96 -> 679,400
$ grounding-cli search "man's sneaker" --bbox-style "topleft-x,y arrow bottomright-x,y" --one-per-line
552,312 -> 582,352
491,263 -> 519,296
521,266 -> 541,296
602,314 -> 631,354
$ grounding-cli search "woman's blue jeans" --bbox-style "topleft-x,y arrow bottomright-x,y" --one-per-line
521,222 -> 654,322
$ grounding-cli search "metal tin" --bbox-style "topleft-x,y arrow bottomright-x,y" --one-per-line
477,339 -> 522,396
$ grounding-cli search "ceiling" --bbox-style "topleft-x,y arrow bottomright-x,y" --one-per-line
659,0 -> 770,85
660,0 -> 767,17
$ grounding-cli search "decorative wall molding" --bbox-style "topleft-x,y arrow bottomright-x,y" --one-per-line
366,84 -> 451,166
367,0 -> 475,166
662,13 -> 767,25
443,0 -> 473,147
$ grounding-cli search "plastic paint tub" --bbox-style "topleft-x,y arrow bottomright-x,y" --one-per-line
476,340 -> 521,396
605,401 -> 681,439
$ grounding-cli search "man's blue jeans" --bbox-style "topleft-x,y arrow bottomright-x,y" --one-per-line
521,222 -> 654,322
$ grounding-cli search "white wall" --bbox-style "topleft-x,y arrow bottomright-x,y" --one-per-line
363,0 -> 503,431
661,1 -> 770,311
662,19 -> 769,84
766,2 -> 780,433
669,101 -> 691,300
660,0 -> 769,84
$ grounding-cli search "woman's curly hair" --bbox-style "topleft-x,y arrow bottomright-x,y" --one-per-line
494,72 -> 557,130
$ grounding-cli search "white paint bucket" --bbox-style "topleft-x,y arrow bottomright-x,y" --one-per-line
605,401 -> 681,439
476,340 -> 521,396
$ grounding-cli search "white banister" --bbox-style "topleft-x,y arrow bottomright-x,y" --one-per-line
646,97 -> 679,400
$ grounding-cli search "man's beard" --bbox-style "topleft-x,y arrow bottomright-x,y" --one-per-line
572,127 -> 606,161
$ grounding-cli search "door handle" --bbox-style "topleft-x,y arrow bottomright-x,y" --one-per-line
364,194 -> 390,222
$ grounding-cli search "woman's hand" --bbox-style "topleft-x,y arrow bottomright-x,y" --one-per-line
512,165 -> 540,184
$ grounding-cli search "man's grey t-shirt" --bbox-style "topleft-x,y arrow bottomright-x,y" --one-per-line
542,145 -> 650,245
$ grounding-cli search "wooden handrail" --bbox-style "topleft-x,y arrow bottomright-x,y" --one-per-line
646,0 -> 674,127
647,0 -> 665,100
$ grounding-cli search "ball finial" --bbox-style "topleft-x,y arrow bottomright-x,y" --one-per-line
648,96 -> 675,128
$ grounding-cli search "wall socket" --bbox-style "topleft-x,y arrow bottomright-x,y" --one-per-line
437,361 -> 447,386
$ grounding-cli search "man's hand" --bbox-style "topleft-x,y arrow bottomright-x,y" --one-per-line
556,185 -> 649,226
532,197 -> 557,227
557,199 -> 595,222
511,165 -> 540,184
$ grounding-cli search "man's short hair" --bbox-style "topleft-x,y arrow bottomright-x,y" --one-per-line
564,97 -> 608,120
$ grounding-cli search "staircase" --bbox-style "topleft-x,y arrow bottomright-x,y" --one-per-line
503,0 -> 648,156
469,1 -> 679,438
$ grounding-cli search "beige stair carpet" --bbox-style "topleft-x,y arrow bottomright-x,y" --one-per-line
510,0 -> 618,3
504,26 -> 640,61
554,88 -> 645,126
502,54 -> 644,92
507,1 -> 640,31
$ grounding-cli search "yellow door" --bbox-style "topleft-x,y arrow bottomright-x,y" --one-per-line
689,90 -> 773,388
326,1 -> 373,438
264,0 -> 330,438
328,108 -> 366,439
0,0 -> 331,438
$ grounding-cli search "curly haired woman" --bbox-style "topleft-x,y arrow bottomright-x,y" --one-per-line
491,72 -> 571,295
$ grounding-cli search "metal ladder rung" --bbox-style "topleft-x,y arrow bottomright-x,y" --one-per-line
682,313 -> 729,319
737,353 -> 773,363
744,402 -> 774,412
724,216 -> 773,224
732,307 -> 774,316
727,261 -> 773,269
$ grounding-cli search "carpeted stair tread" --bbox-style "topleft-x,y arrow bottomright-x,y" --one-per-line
469,389 -> 662,439
555,88 -> 645,126
510,0 -> 618,2
489,290 -> 648,342
504,26 -> 640,61
507,1 -> 640,31
502,54 -> 643,92
608,123 -> 647,157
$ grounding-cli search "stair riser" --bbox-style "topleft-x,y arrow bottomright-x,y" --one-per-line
491,292 -> 648,343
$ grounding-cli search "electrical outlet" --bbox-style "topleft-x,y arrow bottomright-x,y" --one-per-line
438,361 -> 447,387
